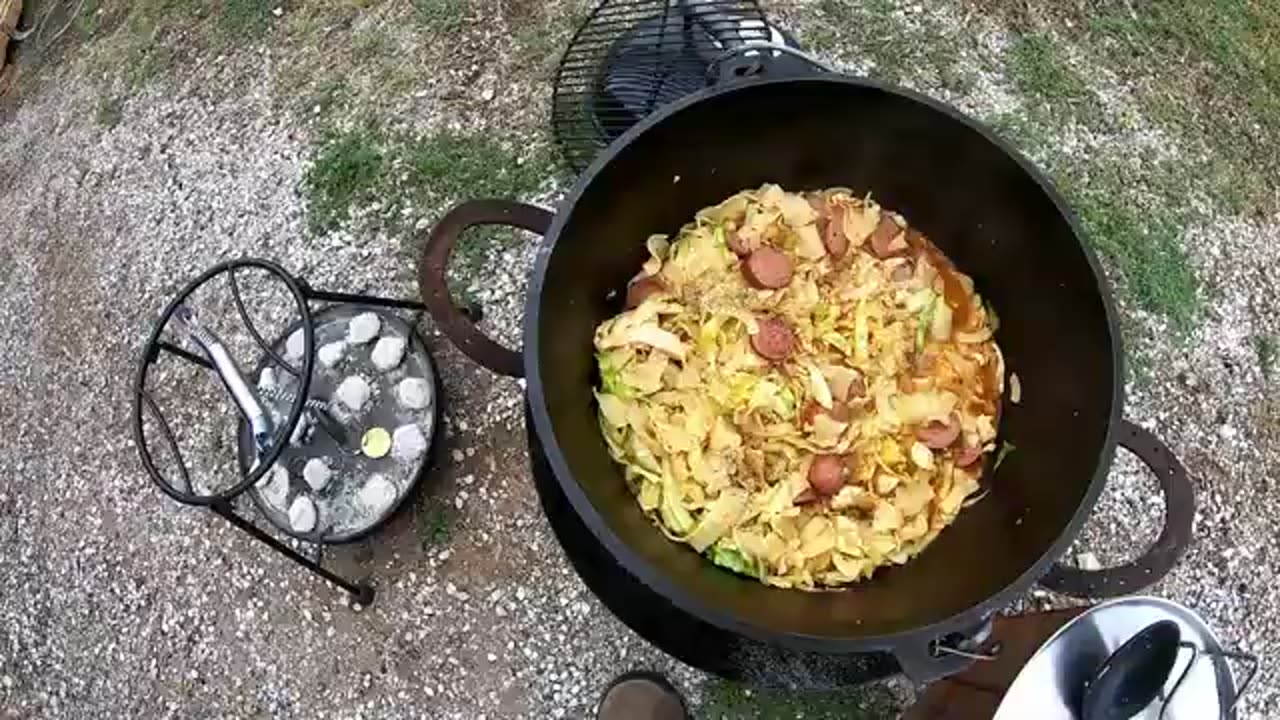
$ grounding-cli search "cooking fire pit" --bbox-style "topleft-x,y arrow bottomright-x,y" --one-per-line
131,258 -> 439,606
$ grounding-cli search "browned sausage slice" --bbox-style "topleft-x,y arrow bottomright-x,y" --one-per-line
749,316 -> 796,361
916,414 -> 962,449
823,204 -> 849,259
954,446 -> 984,467
867,215 -> 909,259
742,247 -> 794,289
625,276 -> 665,309
808,454 -> 847,496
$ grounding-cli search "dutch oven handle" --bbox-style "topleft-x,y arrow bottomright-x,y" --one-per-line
417,199 -> 554,379
1040,420 -> 1196,598
892,617 -> 1000,684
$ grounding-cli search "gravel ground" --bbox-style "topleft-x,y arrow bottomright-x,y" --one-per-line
1,2 -> 1278,718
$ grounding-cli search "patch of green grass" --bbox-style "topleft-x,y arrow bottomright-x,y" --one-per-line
1256,335 -> 1277,379
1002,0 -> 1280,216
413,0 -> 468,30
304,126 -> 389,233
987,110 -> 1052,154
1069,186 -> 1200,332
1049,151 -> 1205,334
813,0 -> 966,88
404,131 -> 550,202
304,126 -> 556,235
401,133 -> 555,289
1007,32 -> 1105,129
95,95 -> 124,128
698,680 -> 900,720
1008,34 -> 1087,101
219,0 -> 275,37
418,503 -> 452,548
978,26 -> 1208,337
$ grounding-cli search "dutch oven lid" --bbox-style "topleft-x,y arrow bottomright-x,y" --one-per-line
994,597 -> 1239,720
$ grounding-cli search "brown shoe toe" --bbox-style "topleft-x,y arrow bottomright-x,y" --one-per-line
595,672 -> 688,720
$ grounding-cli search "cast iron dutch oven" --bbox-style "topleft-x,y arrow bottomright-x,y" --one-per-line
417,74 -> 1196,683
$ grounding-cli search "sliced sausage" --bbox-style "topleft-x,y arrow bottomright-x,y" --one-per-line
741,247 -> 794,289
954,446 -> 984,467
823,203 -> 849,259
727,229 -> 754,256
808,454 -> 847,496
866,215 -> 909,259
916,414 -> 962,449
749,316 -> 796,361
624,276 -> 665,309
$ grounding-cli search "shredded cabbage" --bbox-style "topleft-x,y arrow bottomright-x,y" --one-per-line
593,185 -> 1003,589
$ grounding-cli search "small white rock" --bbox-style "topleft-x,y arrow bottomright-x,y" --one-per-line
302,458 -> 332,491
396,377 -> 432,410
347,312 -> 382,345
258,367 -> 277,391
257,464 -> 290,508
285,329 -> 306,361
288,496 -> 317,533
371,337 -> 406,372
1077,552 -> 1101,571
336,376 -> 372,411
1218,424 -> 1237,440
318,341 -> 347,368
358,474 -> 397,515
392,424 -> 427,461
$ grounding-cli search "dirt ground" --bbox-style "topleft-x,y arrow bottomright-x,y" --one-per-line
1,1 -> 1278,718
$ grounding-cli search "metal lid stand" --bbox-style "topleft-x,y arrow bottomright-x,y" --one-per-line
131,258 -> 429,607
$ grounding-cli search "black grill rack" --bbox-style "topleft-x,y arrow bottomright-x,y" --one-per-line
551,0 -> 773,174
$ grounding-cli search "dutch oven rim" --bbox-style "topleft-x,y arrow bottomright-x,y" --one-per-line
522,73 -> 1127,656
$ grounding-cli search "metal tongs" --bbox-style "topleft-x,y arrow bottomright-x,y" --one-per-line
172,306 -> 276,461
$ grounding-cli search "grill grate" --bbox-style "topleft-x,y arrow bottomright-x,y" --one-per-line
551,0 -> 777,174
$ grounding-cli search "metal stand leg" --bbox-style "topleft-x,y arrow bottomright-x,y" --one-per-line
211,502 -> 376,606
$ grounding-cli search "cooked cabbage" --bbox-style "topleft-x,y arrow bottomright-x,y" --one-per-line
594,185 -> 1004,590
